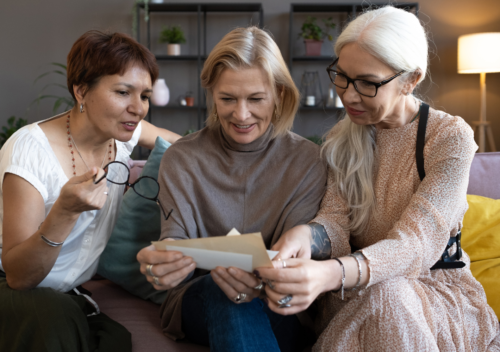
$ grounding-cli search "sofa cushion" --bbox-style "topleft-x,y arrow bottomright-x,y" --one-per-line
97,136 -> 170,304
467,152 -> 500,200
462,194 -> 500,320
82,279 -> 209,352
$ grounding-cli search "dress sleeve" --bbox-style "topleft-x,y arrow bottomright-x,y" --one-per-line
361,117 -> 477,287
0,128 -> 51,202
310,168 -> 352,258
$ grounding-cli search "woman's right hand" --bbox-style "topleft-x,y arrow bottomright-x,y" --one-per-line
137,243 -> 196,290
56,167 -> 109,215
271,224 -> 312,260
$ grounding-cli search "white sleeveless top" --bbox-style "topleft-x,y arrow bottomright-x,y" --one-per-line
0,112 -> 142,292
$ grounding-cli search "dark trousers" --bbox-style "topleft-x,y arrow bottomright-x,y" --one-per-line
0,272 -> 131,352
182,274 -> 314,352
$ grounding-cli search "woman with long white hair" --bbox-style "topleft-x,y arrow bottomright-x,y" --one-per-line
258,6 -> 500,351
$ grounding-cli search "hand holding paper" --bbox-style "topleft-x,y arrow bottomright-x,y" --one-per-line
152,229 -> 278,272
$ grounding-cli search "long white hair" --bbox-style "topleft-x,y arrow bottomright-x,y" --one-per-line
322,6 -> 428,235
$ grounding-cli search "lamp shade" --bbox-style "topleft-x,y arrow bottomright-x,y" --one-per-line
458,33 -> 500,74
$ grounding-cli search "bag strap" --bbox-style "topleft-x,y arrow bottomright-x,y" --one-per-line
415,104 -> 466,270
416,103 -> 430,181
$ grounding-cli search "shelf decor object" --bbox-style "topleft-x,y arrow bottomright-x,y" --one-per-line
299,71 -> 323,107
458,32 -> 500,152
159,25 -> 186,56
299,16 -> 335,56
151,79 -> 170,106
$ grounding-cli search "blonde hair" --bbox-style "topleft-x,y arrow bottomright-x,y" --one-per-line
322,6 -> 428,235
201,26 -> 299,138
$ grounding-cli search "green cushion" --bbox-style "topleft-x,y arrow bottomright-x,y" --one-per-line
97,136 -> 170,304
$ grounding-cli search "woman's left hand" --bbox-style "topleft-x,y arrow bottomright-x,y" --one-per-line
257,258 -> 340,316
211,266 -> 263,304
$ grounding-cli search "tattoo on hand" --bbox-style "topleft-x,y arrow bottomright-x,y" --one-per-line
308,223 -> 331,260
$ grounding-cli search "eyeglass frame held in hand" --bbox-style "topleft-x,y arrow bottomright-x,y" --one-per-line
94,161 -> 173,221
326,58 -> 405,98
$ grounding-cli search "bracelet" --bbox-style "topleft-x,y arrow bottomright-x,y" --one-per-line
40,233 -> 64,247
332,257 -> 345,300
348,253 -> 362,289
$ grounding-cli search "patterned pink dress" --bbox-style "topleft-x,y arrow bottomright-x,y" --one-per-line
312,108 -> 500,351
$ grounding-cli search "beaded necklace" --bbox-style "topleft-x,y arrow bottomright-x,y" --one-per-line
66,114 -> 113,176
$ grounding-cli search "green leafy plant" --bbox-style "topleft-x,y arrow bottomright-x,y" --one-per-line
32,62 -> 73,113
306,135 -> 323,145
299,16 -> 336,41
159,25 -> 186,44
183,129 -> 196,136
0,116 -> 28,148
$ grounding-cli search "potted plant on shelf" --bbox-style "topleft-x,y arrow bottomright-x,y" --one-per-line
299,16 -> 336,56
159,25 -> 186,56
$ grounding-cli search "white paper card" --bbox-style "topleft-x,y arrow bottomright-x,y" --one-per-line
162,246 -> 279,272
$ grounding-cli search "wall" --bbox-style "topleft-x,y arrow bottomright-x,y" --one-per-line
1,0 -> 500,150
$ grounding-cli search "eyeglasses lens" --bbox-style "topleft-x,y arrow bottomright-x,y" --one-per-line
106,162 -> 129,184
355,80 -> 377,97
133,177 -> 159,199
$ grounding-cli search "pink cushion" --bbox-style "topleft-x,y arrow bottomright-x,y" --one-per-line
82,279 -> 209,352
468,152 -> 500,200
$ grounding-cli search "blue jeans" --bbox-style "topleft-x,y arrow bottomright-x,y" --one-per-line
181,275 -> 313,352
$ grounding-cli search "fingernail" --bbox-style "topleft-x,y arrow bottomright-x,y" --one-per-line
228,268 -> 236,275
253,270 -> 261,279
212,271 -> 219,278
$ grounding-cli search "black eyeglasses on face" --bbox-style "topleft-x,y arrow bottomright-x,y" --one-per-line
94,161 -> 173,221
326,58 -> 405,98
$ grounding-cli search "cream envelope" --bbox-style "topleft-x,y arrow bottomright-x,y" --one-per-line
152,230 -> 278,272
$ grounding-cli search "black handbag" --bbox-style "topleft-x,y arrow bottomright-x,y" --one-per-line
415,103 -> 466,270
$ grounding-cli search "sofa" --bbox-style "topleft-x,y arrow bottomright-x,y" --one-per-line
82,152 -> 500,352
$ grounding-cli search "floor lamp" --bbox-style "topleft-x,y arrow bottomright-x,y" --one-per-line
458,33 -> 500,152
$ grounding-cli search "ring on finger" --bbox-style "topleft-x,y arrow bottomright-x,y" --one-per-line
146,264 -> 154,276
282,260 -> 287,269
153,276 -> 160,286
277,294 -> 293,305
254,281 -> 264,290
234,293 -> 247,303
279,303 -> 292,308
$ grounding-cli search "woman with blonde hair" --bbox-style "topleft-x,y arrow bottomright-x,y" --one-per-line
258,6 -> 500,351
137,26 -> 326,351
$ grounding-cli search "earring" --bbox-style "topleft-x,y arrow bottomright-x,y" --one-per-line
274,107 -> 281,122
80,103 -> 84,113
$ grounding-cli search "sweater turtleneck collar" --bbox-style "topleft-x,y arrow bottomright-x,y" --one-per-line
219,123 -> 275,153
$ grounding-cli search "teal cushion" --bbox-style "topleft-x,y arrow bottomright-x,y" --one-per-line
97,136 -> 170,304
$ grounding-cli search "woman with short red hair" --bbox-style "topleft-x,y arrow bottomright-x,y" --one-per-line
0,30 -> 179,351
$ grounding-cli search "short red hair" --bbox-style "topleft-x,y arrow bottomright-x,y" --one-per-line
66,30 -> 159,100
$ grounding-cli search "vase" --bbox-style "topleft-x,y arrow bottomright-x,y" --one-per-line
304,39 -> 323,56
167,44 -> 181,56
151,79 -> 170,106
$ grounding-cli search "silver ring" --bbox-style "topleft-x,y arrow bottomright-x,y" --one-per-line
234,293 -> 247,302
254,281 -> 264,290
146,264 -> 154,276
277,294 -> 293,305
279,303 -> 292,309
282,260 -> 287,269
104,191 -> 108,195
153,276 -> 160,285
